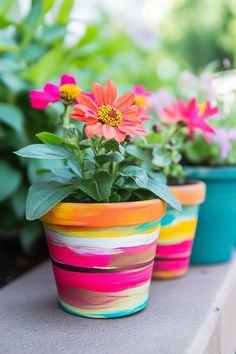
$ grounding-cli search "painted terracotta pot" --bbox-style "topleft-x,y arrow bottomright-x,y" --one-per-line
186,167 -> 236,263
41,200 -> 165,318
152,181 -> 206,279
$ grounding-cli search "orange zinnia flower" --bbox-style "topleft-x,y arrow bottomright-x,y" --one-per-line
70,80 -> 148,142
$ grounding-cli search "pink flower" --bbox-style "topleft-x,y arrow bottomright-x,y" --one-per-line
133,85 -> 153,121
70,80 -> 148,142
30,74 -> 81,109
212,128 -> 236,159
159,98 -> 218,141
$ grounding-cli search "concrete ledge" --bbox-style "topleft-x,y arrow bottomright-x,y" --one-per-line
1,254 -> 236,354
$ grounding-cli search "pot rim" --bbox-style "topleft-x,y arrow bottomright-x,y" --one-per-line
41,198 -> 166,227
170,180 -> 206,206
184,166 -> 236,180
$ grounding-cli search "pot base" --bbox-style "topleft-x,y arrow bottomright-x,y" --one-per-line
152,268 -> 187,280
59,298 -> 148,319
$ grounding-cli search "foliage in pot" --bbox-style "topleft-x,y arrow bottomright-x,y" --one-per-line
134,91 -> 220,278
15,76 -> 181,318
180,70 -> 236,263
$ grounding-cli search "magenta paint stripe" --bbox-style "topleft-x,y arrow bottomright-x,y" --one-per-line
47,239 -> 156,268
156,239 -> 193,258
53,263 -> 153,292
153,257 -> 190,271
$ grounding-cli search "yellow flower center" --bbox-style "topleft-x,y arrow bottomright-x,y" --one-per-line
134,95 -> 148,107
199,102 -> 206,116
97,105 -> 123,127
59,84 -> 81,102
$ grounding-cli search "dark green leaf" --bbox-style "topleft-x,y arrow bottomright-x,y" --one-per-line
15,144 -> 74,159
146,179 -> 182,212
121,166 -> 148,188
0,161 -> 22,202
22,2 -> 43,45
78,171 -> 112,201
26,181 -> 76,220
20,221 -> 43,252
103,139 -> 120,152
36,132 -> 65,145
0,103 -> 24,132
95,152 -> 124,164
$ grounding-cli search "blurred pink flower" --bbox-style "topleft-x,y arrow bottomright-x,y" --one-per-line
212,128 -> 236,159
133,85 -> 153,121
30,74 -> 81,109
159,98 -> 218,141
70,80 -> 147,142
178,70 -> 215,101
151,88 -> 176,114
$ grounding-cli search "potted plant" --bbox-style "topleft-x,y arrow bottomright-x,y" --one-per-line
174,68 -> 236,263
15,76 -> 180,318
135,94 -> 219,278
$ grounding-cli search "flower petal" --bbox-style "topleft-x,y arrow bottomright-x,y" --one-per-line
77,94 -> 98,111
43,83 -> 60,101
29,90 -> 53,109
115,92 -> 135,110
92,82 -> 105,106
103,80 -> 117,105
102,125 -> 116,140
60,73 -> 77,86
114,128 -> 127,142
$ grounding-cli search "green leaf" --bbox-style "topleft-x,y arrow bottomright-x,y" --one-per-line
125,144 -> 145,161
22,1 -> 43,45
51,166 -> 76,181
15,144 -> 74,160
11,187 -> 27,219
78,171 -> 113,201
57,0 -> 74,25
109,193 -> 121,202
146,179 -> 182,212
36,132 -> 65,145
103,139 -> 120,152
0,161 -> 22,202
67,160 -> 82,176
20,221 -> 42,252
121,166 -> 148,188
28,48 -> 64,84
95,152 -> 124,164
0,0 -> 14,16
0,103 -> 24,132
26,181 -> 76,220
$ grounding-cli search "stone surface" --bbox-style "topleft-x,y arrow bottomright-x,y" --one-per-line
1,254 -> 236,354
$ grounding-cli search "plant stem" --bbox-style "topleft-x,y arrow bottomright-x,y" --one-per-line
62,104 -> 70,129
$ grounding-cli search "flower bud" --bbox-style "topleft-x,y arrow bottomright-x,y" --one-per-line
152,124 -> 162,133
125,135 -> 135,143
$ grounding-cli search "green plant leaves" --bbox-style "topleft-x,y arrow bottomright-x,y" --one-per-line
15,144 -> 74,159
95,152 -> 124,164
78,171 -> 113,201
0,161 -> 22,202
36,132 -> 65,145
146,179 -> 182,212
26,181 -> 76,220
121,166 -> 148,188
0,103 -> 24,132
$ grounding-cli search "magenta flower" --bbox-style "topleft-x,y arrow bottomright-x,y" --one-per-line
212,128 -> 236,159
30,74 -> 81,109
133,85 -> 153,121
159,98 -> 218,141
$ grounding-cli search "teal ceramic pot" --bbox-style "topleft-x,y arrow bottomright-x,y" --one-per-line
185,166 -> 236,264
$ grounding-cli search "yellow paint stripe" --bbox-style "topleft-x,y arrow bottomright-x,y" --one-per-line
159,219 -> 197,243
45,224 -> 160,239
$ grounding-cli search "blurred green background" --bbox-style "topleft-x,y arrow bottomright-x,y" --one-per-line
0,0 -> 236,261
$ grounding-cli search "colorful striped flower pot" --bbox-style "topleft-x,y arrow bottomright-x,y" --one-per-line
185,167 -> 236,263
152,181 -> 206,279
41,200 -> 166,318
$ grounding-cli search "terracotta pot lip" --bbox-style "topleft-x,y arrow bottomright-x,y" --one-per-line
170,180 -> 206,205
184,166 -> 236,180
41,198 -> 166,227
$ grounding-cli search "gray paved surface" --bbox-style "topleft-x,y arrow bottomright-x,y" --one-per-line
1,255 -> 236,354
